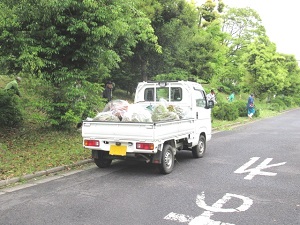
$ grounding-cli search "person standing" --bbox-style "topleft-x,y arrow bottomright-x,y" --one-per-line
206,89 -> 217,104
102,81 -> 114,103
4,76 -> 22,97
247,93 -> 255,119
227,92 -> 235,102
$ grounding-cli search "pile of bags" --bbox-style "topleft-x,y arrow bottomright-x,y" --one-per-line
92,99 -> 191,122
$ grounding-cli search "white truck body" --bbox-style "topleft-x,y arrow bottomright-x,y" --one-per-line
82,80 -> 214,174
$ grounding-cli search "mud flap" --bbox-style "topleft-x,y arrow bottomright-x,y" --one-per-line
92,150 -> 99,159
151,150 -> 162,164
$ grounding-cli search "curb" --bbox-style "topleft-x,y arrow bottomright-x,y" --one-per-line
0,159 -> 93,188
212,120 -> 249,132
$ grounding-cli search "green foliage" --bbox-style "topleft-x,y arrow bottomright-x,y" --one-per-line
113,89 -> 134,103
216,85 -> 237,95
212,102 -> 239,121
269,97 -> 288,112
0,0 -> 300,130
268,95 -> 298,112
28,78 -> 105,130
294,97 -> 300,106
278,54 -> 300,98
269,96 -> 295,112
241,36 -> 289,97
219,7 -> 265,93
0,0 -> 160,129
185,21 -> 229,82
253,108 -> 260,117
0,90 -> 23,128
232,101 -> 248,117
269,103 -> 281,112
137,0 -> 199,81
280,96 -> 295,107
153,69 -> 194,81
198,0 -> 224,26
222,7 -> 265,48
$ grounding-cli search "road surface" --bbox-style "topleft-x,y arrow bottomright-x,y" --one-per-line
1,109 -> 299,225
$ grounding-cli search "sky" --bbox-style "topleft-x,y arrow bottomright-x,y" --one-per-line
193,0 -> 300,61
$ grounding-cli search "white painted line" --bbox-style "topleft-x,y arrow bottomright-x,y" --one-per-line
195,192 -> 253,213
164,212 -> 193,223
164,192 -> 253,225
234,157 -> 286,180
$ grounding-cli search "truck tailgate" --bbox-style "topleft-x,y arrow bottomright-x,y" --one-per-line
82,119 -> 195,142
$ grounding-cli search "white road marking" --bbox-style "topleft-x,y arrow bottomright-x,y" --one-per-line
164,192 -> 253,225
234,157 -> 286,180
164,212 -> 193,223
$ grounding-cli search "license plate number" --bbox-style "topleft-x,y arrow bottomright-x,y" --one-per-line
109,145 -> 127,156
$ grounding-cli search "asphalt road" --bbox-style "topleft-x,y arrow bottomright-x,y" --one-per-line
0,109 -> 299,225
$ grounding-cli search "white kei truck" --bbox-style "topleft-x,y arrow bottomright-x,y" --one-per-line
82,80 -> 214,174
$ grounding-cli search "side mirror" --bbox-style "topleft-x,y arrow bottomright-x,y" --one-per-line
207,100 -> 214,108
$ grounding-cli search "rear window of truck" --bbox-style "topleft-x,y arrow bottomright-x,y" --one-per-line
144,87 -> 182,102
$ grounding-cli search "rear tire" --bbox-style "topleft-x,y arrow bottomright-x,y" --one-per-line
192,135 -> 206,158
94,151 -> 112,168
159,144 -> 174,174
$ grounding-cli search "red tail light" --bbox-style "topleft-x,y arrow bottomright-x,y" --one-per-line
136,143 -> 154,150
84,140 -> 100,147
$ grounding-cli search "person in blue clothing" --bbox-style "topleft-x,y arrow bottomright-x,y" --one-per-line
247,93 -> 255,119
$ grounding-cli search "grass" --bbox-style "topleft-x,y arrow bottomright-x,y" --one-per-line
0,126 -> 90,180
0,79 -> 291,181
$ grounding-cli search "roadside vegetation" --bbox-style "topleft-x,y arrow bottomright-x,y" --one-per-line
1,0 -> 300,181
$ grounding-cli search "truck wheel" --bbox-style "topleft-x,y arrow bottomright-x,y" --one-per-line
192,135 -> 206,158
94,152 -> 112,168
159,144 -> 174,174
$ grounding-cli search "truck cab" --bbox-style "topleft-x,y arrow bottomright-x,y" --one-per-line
134,81 -> 214,144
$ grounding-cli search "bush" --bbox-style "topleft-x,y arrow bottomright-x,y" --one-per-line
294,97 -> 300,106
269,103 -> 281,112
232,101 -> 248,117
283,96 -> 295,107
0,90 -> 23,128
253,108 -> 260,117
271,96 -> 294,108
270,98 -> 287,111
212,102 -> 239,121
30,80 -> 105,130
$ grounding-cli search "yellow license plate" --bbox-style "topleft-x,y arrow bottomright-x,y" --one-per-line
109,145 -> 127,156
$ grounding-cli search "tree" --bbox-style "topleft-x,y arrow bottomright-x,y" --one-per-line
222,7 -> 265,52
241,36 -> 289,99
185,20 -> 229,83
113,0 -> 199,87
219,6 -> 266,93
0,0 -> 159,128
278,54 -> 300,98
197,0 -> 225,27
